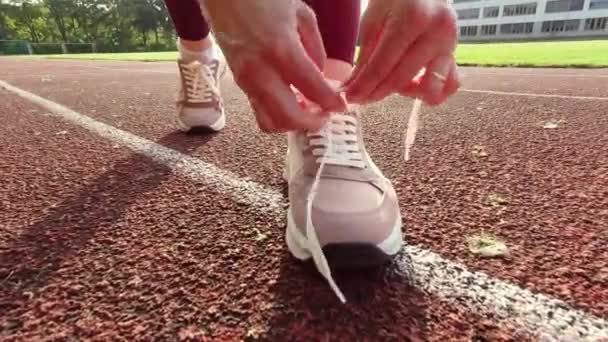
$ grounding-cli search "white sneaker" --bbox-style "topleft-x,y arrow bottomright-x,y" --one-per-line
284,88 -> 403,302
175,56 -> 228,132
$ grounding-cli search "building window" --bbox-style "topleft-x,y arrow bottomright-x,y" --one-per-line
503,3 -> 537,16
500,22 -> 535,34
483,6 -> 500,17
541,19 -> 581,32
545,0 -> 584,13
460,26 -> 479,36
590,0 -> 608,9
585,17 -> 608,30
481,25 -> 498,35
457,8 -> 480,19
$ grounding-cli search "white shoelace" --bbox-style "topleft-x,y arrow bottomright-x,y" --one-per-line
305,112 -> 366,304
404,69 -> 447,161
307,114 -> 367,168
181,61 -> 219,104
404,98 -> 423,161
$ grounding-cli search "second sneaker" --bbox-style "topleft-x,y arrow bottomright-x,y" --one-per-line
175,52 -> 228,132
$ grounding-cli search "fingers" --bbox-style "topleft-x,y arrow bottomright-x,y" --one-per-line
344,6 -> 430,102
288,1 -> 346,113
443,62 -> 461,97
419,55 -> 456,105
367,19 -> 456,103
399,55 -> 460,105
345,1 -> 458,105
296,1 -> 326,71
365,32 -> 440,103
240,63 -> 327,133
276,36 -> 346,113
249,97 -> 277,132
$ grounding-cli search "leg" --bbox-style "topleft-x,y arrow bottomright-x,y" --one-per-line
164,0 -> 228,132
164,0 -> 213,56
303,0 -> 361,82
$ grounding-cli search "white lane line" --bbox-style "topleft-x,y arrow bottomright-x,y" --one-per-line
23,61 -> 608,100
8,72 -> 135,79
2,79 -> 607,341
0,80 -> 283,215
404,248 -> 607,341
84,65 -> 174,74
468,71 -> 608,79
63,67 -> 608,101
461,88 -> 608,101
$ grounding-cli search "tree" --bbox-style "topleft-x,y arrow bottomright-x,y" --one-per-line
13,1 -> 47,43
71,0 -> 112,42
131,0 -> 160,46
45,0 -> 75,42
0,0 -> 177,52
0,3 -> 16,39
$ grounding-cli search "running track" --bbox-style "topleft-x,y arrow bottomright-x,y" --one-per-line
1,58 -> 607,341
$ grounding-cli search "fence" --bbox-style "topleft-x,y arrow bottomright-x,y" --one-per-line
0,40 -> 96,55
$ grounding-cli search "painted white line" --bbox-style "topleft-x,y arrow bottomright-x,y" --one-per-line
461,88 -> 608,101
84,65 -> 174,74
1,79 -> 607,341
403,248 -> 608,341
8,72 -> 132,79
469,71 -> 608,79
13,59 -> 607,100
0,79 -> 283,215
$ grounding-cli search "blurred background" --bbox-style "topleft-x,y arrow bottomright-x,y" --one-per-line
1,0 -> 606,68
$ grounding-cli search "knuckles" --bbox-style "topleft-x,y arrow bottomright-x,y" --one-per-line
410,5 -> 433,29
435,6 -> 458,38
391,1 -> 457,36
231,57 -> 259,88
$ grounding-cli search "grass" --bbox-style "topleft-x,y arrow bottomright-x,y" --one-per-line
35,39 -> 608,68
454,40 -> 608,68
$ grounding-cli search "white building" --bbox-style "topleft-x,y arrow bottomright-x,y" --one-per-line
452,0 -> 608,40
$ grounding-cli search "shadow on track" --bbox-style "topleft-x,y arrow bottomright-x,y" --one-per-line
0,130 -> 216,313
264,250 -> 430,341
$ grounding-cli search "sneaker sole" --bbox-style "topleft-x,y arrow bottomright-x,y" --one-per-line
176,109 -> 226,133
286,208 -> 403,269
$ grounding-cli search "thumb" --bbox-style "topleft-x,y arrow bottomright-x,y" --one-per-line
296,1 -> 326,71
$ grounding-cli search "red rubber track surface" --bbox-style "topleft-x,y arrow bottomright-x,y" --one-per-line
1,58 -> 607,341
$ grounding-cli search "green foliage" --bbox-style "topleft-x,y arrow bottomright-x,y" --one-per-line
0,0 -> 177,53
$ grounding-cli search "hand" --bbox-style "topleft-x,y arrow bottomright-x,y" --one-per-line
342,0 -> 460,106
199,0 -> 346,132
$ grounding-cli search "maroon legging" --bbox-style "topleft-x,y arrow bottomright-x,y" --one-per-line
164,0 -> 360,65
